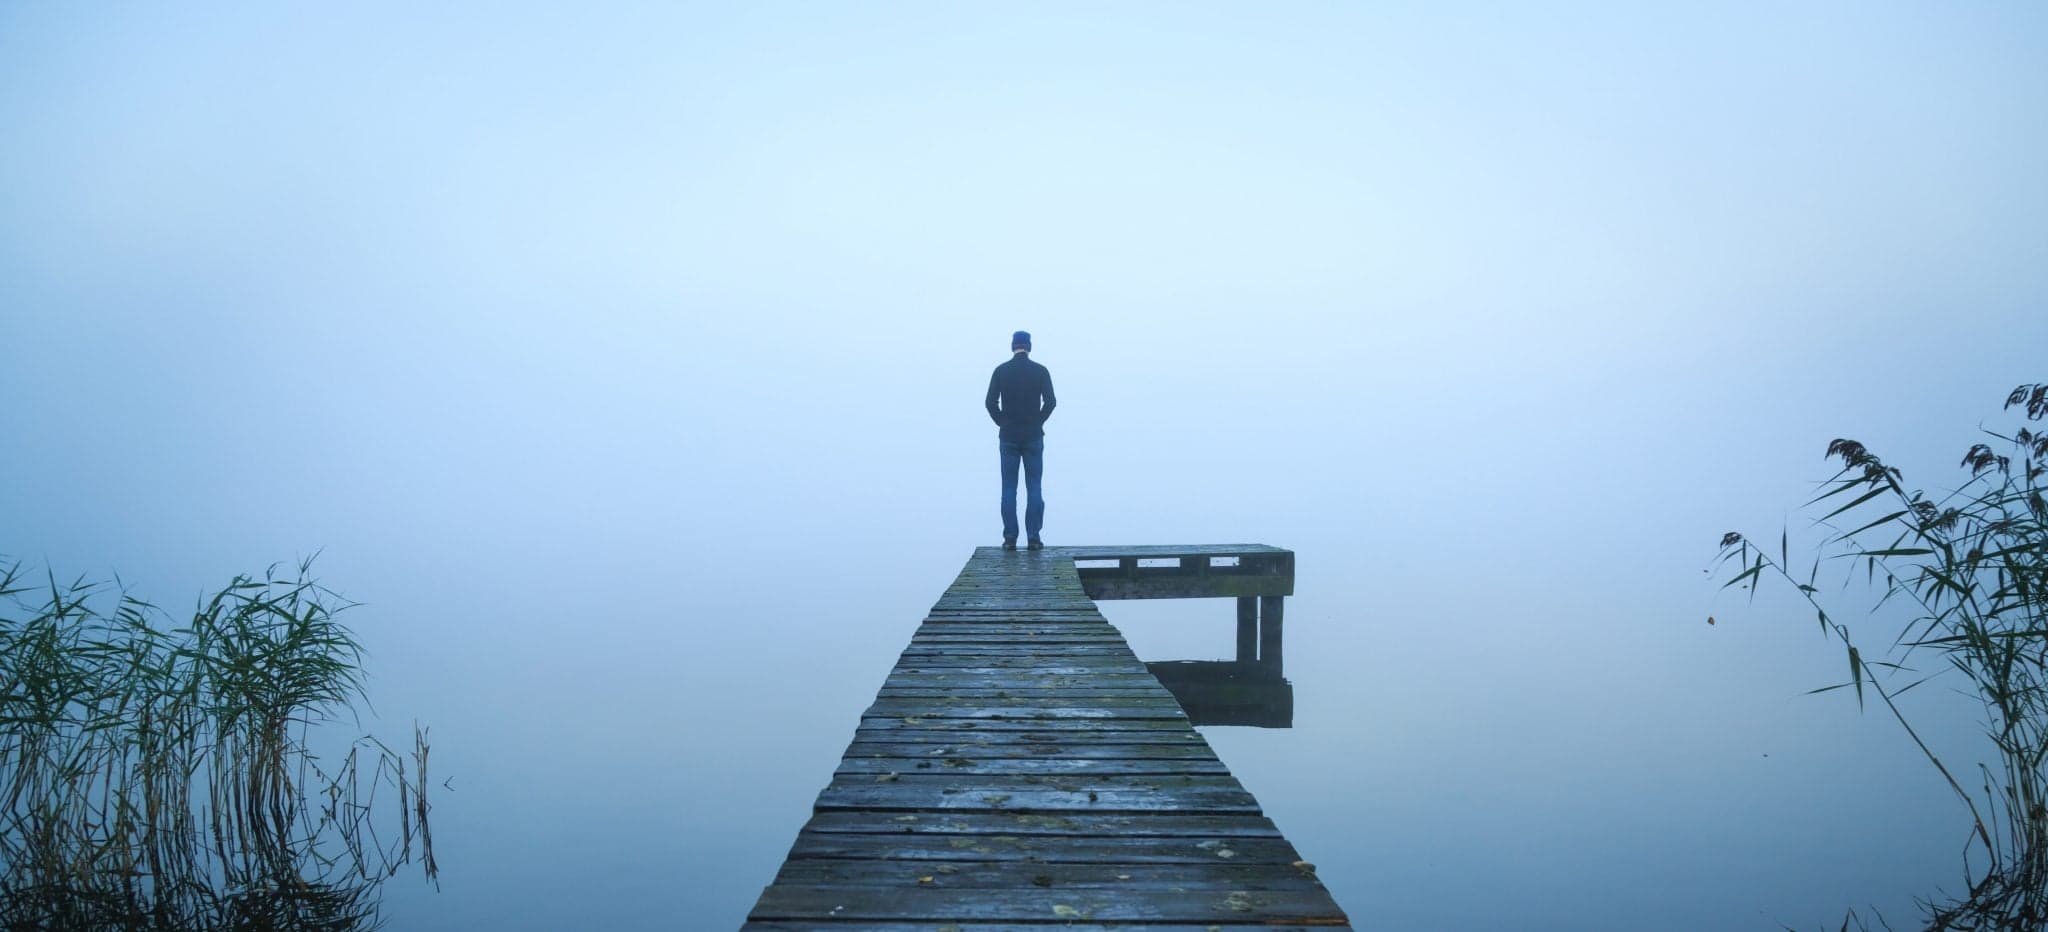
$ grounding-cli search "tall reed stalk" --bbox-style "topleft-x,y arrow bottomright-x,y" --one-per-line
1718,383 -> 2048,930
0,559 -> 437,931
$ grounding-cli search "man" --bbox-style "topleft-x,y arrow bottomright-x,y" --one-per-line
984,330 -> 1056,551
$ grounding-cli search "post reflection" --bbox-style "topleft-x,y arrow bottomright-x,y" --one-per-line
1146,659 -> 1294,728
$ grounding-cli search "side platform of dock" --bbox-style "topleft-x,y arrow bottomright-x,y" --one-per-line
742,545 -> 1350,930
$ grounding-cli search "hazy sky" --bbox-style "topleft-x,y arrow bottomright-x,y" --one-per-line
5,3 -> 2046,928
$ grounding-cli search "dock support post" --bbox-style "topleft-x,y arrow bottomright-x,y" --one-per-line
1258,596 -> 1284,677
1236,597 -> 1258,664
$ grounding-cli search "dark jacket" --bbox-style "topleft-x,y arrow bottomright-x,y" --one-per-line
985,353 -> 1056,441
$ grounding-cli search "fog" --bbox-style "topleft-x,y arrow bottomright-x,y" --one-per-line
5,4 -> 2046,928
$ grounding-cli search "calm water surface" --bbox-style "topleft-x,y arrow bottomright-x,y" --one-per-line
368,533 -> 1971,931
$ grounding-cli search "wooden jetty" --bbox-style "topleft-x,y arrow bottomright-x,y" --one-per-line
743,544 -> 1350,930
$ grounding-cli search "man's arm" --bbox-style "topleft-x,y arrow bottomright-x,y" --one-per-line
1038,368 -> 1056,424
986,370 -> 1004,425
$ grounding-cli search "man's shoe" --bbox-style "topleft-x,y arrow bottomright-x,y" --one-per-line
1028,538 -> 1044,551
1003,538 -> 1018,551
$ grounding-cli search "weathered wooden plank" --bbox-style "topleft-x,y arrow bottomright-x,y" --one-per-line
892,659 -> 1151,672
868,691 -> 1177,705
937,610 -> 1105,618
843,742 -> 1218,760
865,698 -> 1183,713
935,589 -> 1095,596
892,667 -> 1152,678
882,671 -> 1166,685
799,811 -> 1283,838
1080,574 -> 1294,600
746,923 -> 1352,931
814,775 -> 1258,814
906,627 -> 1121,636
1068,544 -> 1295,601
836,757 -> 1232,776
859,707 -> 1186,722
892,657 -> 1145,667
849,726 -> 1211,744
897,647 -> 1141,657
905,641 -> 1129,649
872,684 -> 1179,700
786,831 -> 1301,864
934,592 -> 1096,597
748,884 -> 1343,922
910,628 -> 1124,637
903,640 -> 1127,649
1060,543 -> 1290,557
866,692 -> 1181,705
888,659 -> 1146,669
854,717 -> 1195,733
881,672 -> 1165,683
934,599 -> 1097,603
879,684 -> 1166,696
772,859 -> 1330,892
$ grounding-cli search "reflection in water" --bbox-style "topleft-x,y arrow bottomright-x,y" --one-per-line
1074,547 -> 1299,730
1147,659 -> 1294,728
0,563 -> 437,932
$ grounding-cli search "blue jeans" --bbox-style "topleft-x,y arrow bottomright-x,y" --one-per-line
999,437 -> 1044,541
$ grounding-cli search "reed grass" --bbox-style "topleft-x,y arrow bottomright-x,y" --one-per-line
1719,382 -> 2048,930
0,558 -> 436,931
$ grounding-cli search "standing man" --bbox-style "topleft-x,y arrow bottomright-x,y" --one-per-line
985,330 -> 1056,551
